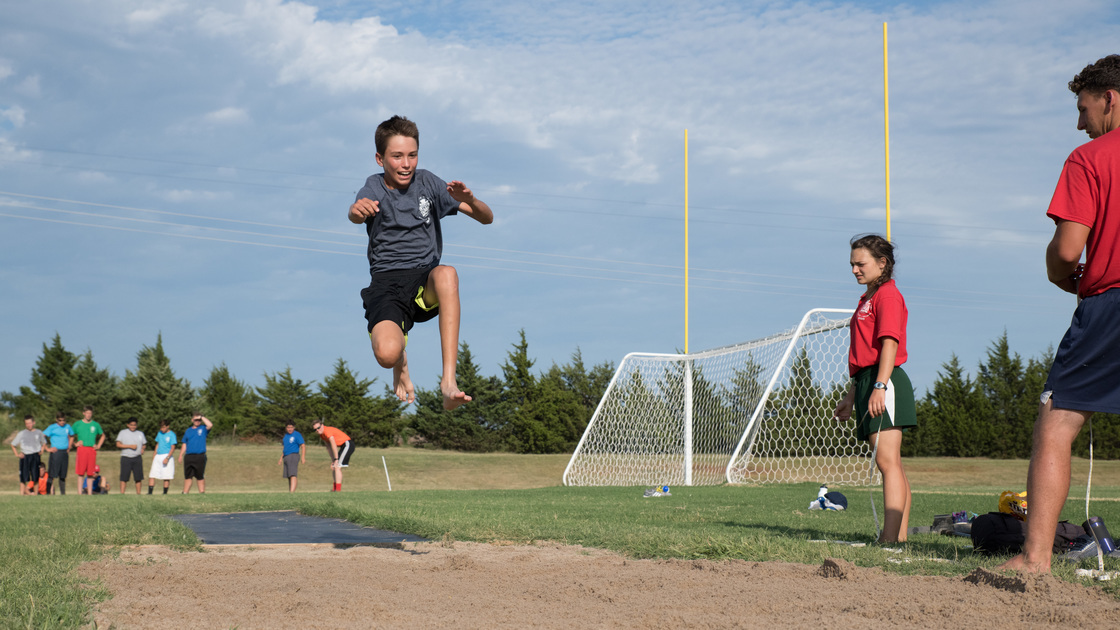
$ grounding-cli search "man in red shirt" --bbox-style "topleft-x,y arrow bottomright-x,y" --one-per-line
311,421 -> 352,492
1001,55 -> 1120,574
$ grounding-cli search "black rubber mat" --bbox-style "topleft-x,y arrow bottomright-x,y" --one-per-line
168,510 -> 428,545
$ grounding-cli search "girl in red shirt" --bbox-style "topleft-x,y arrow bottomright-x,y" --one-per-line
833,234 -> 917,543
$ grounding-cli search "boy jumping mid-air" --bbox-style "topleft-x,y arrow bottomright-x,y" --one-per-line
349,115 -> 493,410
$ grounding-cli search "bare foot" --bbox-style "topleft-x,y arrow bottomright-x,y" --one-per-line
441,378 -> 472,411
393,353 -> 416,404
996,553 -> 1049,574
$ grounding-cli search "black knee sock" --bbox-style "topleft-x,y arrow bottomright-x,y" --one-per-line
59,480 -> 65,495
162,486 -> 168,494
46,480 -> 53,495
148,485 -> 153,494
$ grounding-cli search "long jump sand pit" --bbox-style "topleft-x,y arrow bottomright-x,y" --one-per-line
80,542 -> 1120,628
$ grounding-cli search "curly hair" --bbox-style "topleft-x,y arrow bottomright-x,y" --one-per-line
1069,55 -> 1120,95
375,115 -> 419,155
850,234 -> 896,295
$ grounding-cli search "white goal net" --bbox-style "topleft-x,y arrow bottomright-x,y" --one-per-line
563,308 -> 879,486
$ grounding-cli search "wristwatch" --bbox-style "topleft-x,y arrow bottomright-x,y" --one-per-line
873,381 -> 887,390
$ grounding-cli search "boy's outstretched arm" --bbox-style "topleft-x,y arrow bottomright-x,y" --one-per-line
447,181 -> 493,224
349,198 -> 380,224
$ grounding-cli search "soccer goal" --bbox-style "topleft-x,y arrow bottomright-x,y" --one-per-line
563,308 -> 879,487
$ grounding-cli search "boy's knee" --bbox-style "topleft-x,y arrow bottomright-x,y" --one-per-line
431,266 -> 459,290
371,325 -> 405,367
373,343 -> 402,368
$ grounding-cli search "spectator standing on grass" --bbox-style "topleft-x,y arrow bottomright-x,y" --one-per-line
42,412 -> 75,495
179,413 -> 212,494
277,421 -> 306,493
311,420 -> 351,492
833,234 -> 916,544
148,420 -> 177,495
1000,55 -> 1120,574
115,417 -> 147,495
11,415 -> 47,496
74,406 -> 105,495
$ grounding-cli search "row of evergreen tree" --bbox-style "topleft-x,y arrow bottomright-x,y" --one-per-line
0,332 -> 614,454
907,333 -> 1120,459
5,331 -> 1118,459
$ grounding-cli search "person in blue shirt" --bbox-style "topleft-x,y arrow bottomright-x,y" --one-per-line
147,419 -> 178,495
42,412 -> 75,495
276,421 -> 306,492
178,413 -> 212,494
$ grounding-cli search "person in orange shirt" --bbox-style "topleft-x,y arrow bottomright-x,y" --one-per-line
36,463 -> 48,495
311,421 -> 352,492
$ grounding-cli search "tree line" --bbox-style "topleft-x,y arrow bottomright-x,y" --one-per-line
906,332 -> 1120,459
1,331 -> 614,454
5,331 -> 1118,459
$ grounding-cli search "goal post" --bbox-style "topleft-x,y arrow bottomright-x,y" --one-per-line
563,308 -> 878,487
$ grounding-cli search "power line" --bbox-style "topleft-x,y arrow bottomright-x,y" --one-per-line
1,150 -> 1052,238
0,191 -> 1051,301
0,209 -> 1050,312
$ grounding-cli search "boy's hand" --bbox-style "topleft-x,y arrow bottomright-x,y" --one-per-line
349,198 -> 380,223
447,181 -> 475,204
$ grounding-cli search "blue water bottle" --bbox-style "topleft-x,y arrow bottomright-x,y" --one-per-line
1088,516 -> 1115,554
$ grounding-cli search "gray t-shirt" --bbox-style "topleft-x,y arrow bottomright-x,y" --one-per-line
115,429 -> 146,458
12,429 -> 46,454
355,169 -> 460,274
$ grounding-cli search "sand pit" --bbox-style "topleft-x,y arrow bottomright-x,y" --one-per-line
80,542 -> 1120,628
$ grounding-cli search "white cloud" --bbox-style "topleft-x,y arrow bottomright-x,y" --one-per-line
203,106 -> 250,125
15,75 -> 41,98
126,3 -> 188,28
0,58 -> 13,82
0,105 -> 26,128
162,189 -> 226,203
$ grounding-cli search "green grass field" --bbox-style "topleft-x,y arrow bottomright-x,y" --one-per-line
3,446 -> 1120,628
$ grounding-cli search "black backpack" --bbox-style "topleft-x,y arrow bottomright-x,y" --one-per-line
970,512 -> 1085,556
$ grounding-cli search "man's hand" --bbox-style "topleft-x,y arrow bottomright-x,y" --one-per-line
349,198 -> 380,223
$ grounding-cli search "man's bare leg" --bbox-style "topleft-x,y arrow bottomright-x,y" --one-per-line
426,266 -> 470,410
998,399 -> 1088,573
183,478 -> 193,494
372,321 -> 414,404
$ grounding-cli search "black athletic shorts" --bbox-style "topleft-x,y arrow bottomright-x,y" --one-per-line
335,440 -> 354,468
361,266 -> 440,334
119,455 -> 144,482
48,450 -> 69,479
19,453 -> 42,483
183,453 -> 207,480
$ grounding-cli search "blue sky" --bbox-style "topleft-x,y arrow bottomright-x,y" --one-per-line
2,0 -> 1118,404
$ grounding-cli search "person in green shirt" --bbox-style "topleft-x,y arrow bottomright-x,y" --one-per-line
73,406 -> 105,495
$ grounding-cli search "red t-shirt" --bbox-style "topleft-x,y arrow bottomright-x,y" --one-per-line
1046,129 -> 1120,297
319,426 -> 351,445
848,279 -> 908,376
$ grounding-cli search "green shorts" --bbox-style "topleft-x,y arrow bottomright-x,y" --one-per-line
852,365 -> 917,442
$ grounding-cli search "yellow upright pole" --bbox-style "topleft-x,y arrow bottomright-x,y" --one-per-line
684,129 -> 690,354
883,22 -> 892,242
